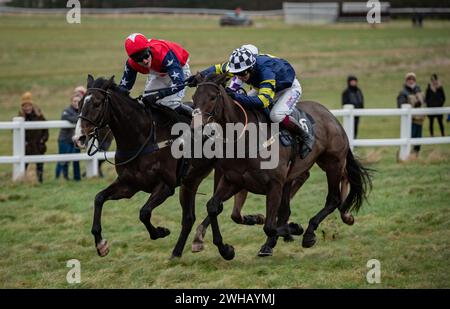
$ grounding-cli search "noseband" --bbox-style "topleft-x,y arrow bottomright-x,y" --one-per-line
78,87 -> 112,156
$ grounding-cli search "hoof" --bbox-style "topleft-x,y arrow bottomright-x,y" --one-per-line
302,233 -> 316,248
96,239 -> 109,257
283,234 -> 294,242
219,244 -> 235,261
150,226 -> 171,240
191,241 -> 204,253
170,253 -> 181,260
255,214 -> 265,225
341,213 -> 355,226
288,222 -> 304,236
243,214 -> 265,225
258,245 -> 273,257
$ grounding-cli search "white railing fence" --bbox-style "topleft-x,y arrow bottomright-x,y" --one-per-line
335,104 -> 450,159
0,104 -> 449,181
0,117 -> 114,181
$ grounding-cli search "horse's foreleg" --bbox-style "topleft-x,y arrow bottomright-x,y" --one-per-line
92,179 -> 137,257
259,182 -> 291,257
303,166 -> 343,248
172,162 -> 214,257
207,178 -> 240,260
192,166 -> 221,252
139,182 -> 174,240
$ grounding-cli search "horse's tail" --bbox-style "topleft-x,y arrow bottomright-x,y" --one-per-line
341,150 -> 373,213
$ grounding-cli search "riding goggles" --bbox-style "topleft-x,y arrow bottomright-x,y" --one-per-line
131,48 -> 152,63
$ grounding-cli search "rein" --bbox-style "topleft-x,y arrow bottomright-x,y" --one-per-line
196,82 -> 248,141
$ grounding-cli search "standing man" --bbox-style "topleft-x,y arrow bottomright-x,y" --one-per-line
342,75 -> 364,138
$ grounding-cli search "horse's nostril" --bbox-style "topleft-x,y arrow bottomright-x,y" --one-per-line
79,135 -> 87,144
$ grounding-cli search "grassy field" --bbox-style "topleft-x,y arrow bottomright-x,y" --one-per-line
0,14 -> 449,288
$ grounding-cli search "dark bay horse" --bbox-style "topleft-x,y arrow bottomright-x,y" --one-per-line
74,75 -> 206,257
190,73 -> 372,259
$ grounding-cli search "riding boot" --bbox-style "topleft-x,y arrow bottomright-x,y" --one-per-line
175,104 -> 194,119
282,115 -> 314,159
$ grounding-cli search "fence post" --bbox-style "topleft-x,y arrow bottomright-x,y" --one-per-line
399,103 -> 412,161
12,117 -> 26,181
85,139 -> 99,178
343,104 -> 355,150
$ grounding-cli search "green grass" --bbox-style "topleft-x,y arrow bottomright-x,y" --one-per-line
0,152 -> 449,288
0,14 -> 449,288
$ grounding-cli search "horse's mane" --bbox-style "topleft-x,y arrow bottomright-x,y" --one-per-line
204,73 -> 228,86
91,76 -> 141,107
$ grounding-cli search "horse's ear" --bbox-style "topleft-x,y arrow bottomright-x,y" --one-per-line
218,73 -> 228,87
103,75 -> 115,90
87,74 -> 94,88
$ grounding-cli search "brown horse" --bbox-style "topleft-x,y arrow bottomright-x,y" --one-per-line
190,73 -> 372,259
74,75 -> 204,256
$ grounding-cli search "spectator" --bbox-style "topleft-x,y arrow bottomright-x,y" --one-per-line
56,93 -> 82,181
19,92 -> 49,183
397,72 -> 425,156
74,85 -> 86,97
425,74 -> 446,137
342,75 -> 364,138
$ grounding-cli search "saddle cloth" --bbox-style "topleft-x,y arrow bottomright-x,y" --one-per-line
279,107 -> 315,147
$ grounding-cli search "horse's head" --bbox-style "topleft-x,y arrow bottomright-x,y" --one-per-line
191,73 -> 228,131
73,74 -> 115,149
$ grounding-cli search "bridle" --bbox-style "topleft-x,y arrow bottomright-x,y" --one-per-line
78,87 -> 113,156
196,82 -> 248,141
78,87 -> 155,166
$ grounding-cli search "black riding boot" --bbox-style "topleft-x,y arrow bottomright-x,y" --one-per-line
282,115 -> 314,159
175,104 -> 194,119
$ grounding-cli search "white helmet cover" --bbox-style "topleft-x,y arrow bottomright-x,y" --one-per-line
228,47 -> 256,73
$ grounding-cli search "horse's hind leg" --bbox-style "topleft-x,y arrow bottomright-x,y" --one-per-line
303,160 -> 343,248
92,179 -> 138,257
139,182 -> 174,240
338,173 -> 355,225
231,190 -> 265,225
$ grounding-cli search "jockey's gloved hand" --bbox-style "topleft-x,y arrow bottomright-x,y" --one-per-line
235,87 -> 247,95
186,74 -> 202,88
225,87 -> 237,100
142,93 -> 159,107
117,86 -> 130,96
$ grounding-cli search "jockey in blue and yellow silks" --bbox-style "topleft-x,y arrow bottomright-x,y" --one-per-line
187,47 -> 313,158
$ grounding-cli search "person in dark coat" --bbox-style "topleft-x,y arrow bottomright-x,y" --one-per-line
19,92 -> 49,183
342,75 -> 364,138
397,72 -> 425,155
425,74 -> 446,137
55,93 -> 82,181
